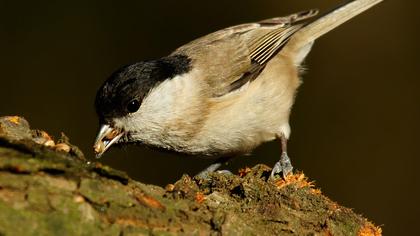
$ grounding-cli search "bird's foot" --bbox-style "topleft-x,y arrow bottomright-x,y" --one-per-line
270,152 -> 293,179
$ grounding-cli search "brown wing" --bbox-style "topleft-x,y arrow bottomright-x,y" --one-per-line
171,9 -> 318,97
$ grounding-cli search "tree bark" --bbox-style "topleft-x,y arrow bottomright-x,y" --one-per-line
0,116 -> 381,236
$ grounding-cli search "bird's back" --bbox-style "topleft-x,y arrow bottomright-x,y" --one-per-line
171,10 -> 318,98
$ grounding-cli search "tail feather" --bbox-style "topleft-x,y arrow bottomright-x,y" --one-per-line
284,0 -> 382,62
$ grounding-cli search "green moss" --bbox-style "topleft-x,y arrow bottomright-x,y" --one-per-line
0,116 -> 380,235
79,178 -> 137,207
0,194 -> 123,236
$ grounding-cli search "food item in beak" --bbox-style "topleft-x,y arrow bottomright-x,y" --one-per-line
93,125 -> 123,158
93,140 -> 106,155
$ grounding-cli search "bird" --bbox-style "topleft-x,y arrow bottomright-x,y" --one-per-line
93,0 -> 382,179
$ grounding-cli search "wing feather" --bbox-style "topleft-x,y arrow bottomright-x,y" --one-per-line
250,25 -> 302,65
171,9 -> 318,97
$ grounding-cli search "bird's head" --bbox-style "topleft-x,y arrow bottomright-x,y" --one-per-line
93,55 -> 191,158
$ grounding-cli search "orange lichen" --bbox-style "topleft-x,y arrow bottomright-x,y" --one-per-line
136,194 -> 165,210
238,167 -> 252,177
330,202 -> 340,211
6,116 -> 20,125
310,188 -> 322,195
195,192 -> 205,204
274,172 -> 315,189
358,222 -> 382,236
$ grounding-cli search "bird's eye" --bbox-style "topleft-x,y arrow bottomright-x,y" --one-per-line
127,99 -> 140,113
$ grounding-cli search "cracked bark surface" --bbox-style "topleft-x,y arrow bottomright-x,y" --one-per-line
0,116 -> 381,236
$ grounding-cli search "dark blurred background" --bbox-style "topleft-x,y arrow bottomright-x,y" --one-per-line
0,0 -> 417,234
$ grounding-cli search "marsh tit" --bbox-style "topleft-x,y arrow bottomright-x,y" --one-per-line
94,0 -> 382,178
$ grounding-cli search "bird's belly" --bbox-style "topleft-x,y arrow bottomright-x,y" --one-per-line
186,128 -> 278,157
185,94 -> 294,155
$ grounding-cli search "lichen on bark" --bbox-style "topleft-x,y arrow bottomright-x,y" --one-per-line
0,116 -> 381,235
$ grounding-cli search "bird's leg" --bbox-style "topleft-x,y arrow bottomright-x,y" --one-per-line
196,156 -> 232,178
271,134 -> 293,179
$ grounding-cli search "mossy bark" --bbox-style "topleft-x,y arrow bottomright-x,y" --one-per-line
0,116 -> 381,236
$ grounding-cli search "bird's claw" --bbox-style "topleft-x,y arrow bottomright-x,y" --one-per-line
270,152 -> 293,179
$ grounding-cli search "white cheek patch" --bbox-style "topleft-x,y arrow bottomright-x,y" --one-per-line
140,69 -> 200,120
141,80 -> 176,117
114,69 -> 202,142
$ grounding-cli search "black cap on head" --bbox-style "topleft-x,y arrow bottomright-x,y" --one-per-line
95,54 -> 191,123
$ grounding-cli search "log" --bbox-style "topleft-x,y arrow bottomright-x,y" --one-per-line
0,116 -> 381,235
